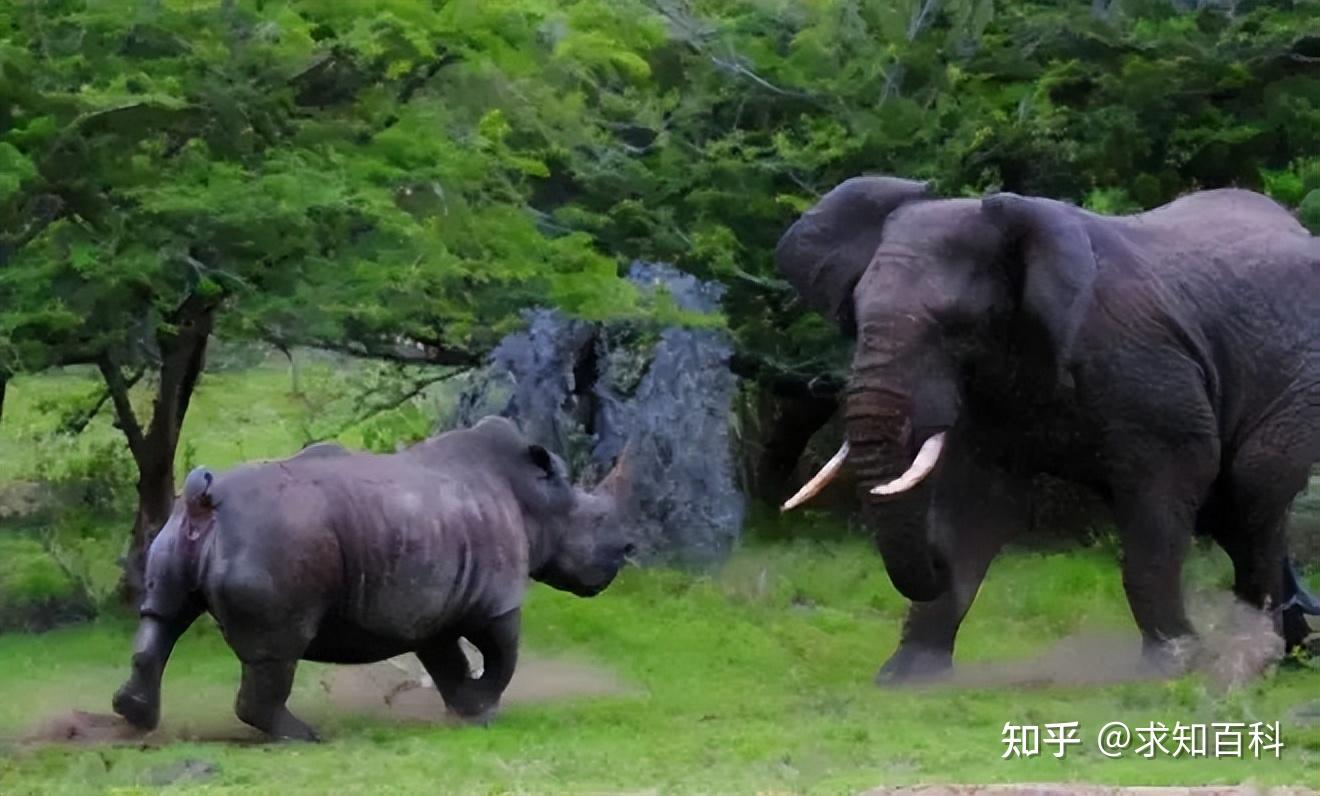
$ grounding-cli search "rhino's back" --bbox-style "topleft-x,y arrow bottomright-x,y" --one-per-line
202,453 -> 529,650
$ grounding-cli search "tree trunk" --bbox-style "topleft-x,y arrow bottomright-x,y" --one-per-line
122,448 -> 179,605
102,297 -> 216,609
0,374 -> 7,425
741,388 -> 838,505
275,342 -> 301,395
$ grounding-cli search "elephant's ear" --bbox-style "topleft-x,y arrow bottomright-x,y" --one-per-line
775,176 -> 931,335
981,192 -> 1098,389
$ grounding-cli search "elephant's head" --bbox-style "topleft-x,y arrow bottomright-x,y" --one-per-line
776,177 -> 1097,601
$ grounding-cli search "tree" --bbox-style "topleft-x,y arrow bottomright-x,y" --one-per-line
0,0 -> 652,603
4,0 -> 1319,587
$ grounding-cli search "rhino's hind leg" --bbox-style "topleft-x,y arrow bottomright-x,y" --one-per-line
113,604 -> 203,731
235,660 -> 319,742
418,608 -> 520,724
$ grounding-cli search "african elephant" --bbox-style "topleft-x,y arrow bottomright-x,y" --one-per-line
777,176 -> 1320,682
112,416 -> 636,739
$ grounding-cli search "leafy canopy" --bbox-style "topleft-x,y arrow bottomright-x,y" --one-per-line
2,0 -> 1319,386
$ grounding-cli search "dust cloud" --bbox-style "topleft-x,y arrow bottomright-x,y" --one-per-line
924,590 -> 1296,691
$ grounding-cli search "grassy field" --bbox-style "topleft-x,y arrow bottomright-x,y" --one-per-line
0,358 -> 1317,794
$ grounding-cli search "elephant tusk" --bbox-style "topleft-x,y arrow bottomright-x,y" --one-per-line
870,432 -> 946,497
781,442 -> 849,512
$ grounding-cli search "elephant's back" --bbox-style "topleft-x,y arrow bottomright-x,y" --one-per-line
1116,189 -> 1309,257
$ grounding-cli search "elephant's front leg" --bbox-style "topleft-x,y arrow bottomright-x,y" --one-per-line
419,608 -> 520,723
876,455 -> 1028,685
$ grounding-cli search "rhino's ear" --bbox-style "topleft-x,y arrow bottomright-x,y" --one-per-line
775,176 -> 931,336
528,444 -> 555,476
981,192 -> 1097,389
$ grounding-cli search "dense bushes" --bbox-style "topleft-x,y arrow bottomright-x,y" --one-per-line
0,535 -> 95,632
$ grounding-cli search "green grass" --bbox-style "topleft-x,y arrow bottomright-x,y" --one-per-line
0,542 -> 1316,795
0,360 -> 1316,793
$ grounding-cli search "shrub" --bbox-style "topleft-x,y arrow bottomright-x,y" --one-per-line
33,438 -> 136,515
1297,189 -> 1320,235
0,536 -> 95,632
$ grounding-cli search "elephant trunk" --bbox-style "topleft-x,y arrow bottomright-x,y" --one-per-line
844,329 -> 956,603
845,383 -> 949,602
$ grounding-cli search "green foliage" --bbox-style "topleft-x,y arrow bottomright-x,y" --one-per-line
528,0 -> 1320,382
0,535 -> 93,631
0,0 -> 656,379
32,439 -> 137,514
38,509 -> 126,607
0,537 -> 71,603
1262,158 -> 1320,206
1298,189 -> 1320,234
357,403 -> 434,453
2,0 -> 1319,392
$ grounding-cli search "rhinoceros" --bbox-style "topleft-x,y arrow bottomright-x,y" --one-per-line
112,416 -> 635,740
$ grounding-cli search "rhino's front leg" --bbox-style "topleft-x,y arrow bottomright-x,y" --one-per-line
235,659 -> 319,742
113,605 -> 202,730
420,608 -> 520,723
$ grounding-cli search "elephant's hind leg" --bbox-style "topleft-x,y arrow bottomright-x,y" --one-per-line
1106,433 -> 1220,674
1218,432 -> 1314,651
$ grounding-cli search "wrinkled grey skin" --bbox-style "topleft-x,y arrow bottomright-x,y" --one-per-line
112,416 -> 634,740
777,176 -> 1320,683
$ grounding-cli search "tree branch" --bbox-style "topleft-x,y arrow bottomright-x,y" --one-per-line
283,334 -> 482,368
0,194 -> 65,267
707,54 -> 808,99
397,51 -> 463,105
313,368 -> 465,442
96,355 -> 147,461
651,0 -> 819,104
60,367 -> 145,435
907,0 -> 941,41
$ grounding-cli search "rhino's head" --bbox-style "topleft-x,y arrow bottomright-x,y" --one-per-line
466,416 -> 636,597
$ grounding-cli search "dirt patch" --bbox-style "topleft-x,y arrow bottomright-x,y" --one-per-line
933,592 -> 1305,691
22,710 -> 151,746
318,651 -> 631,724
19,709 -> 272,747
864,788 -> 1316,796
16,651 -> 631,748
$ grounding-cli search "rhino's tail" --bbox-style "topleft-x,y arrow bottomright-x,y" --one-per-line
182,466 -> 215,515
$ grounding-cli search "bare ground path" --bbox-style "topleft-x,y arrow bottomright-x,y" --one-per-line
17,650 -> 631,746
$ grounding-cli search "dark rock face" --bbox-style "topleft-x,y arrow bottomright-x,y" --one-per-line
451,309 -> 597,465
447,262 -> 744,566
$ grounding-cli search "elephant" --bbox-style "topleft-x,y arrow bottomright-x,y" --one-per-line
776,176 -> 1320,682
112,415 -> 636,740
